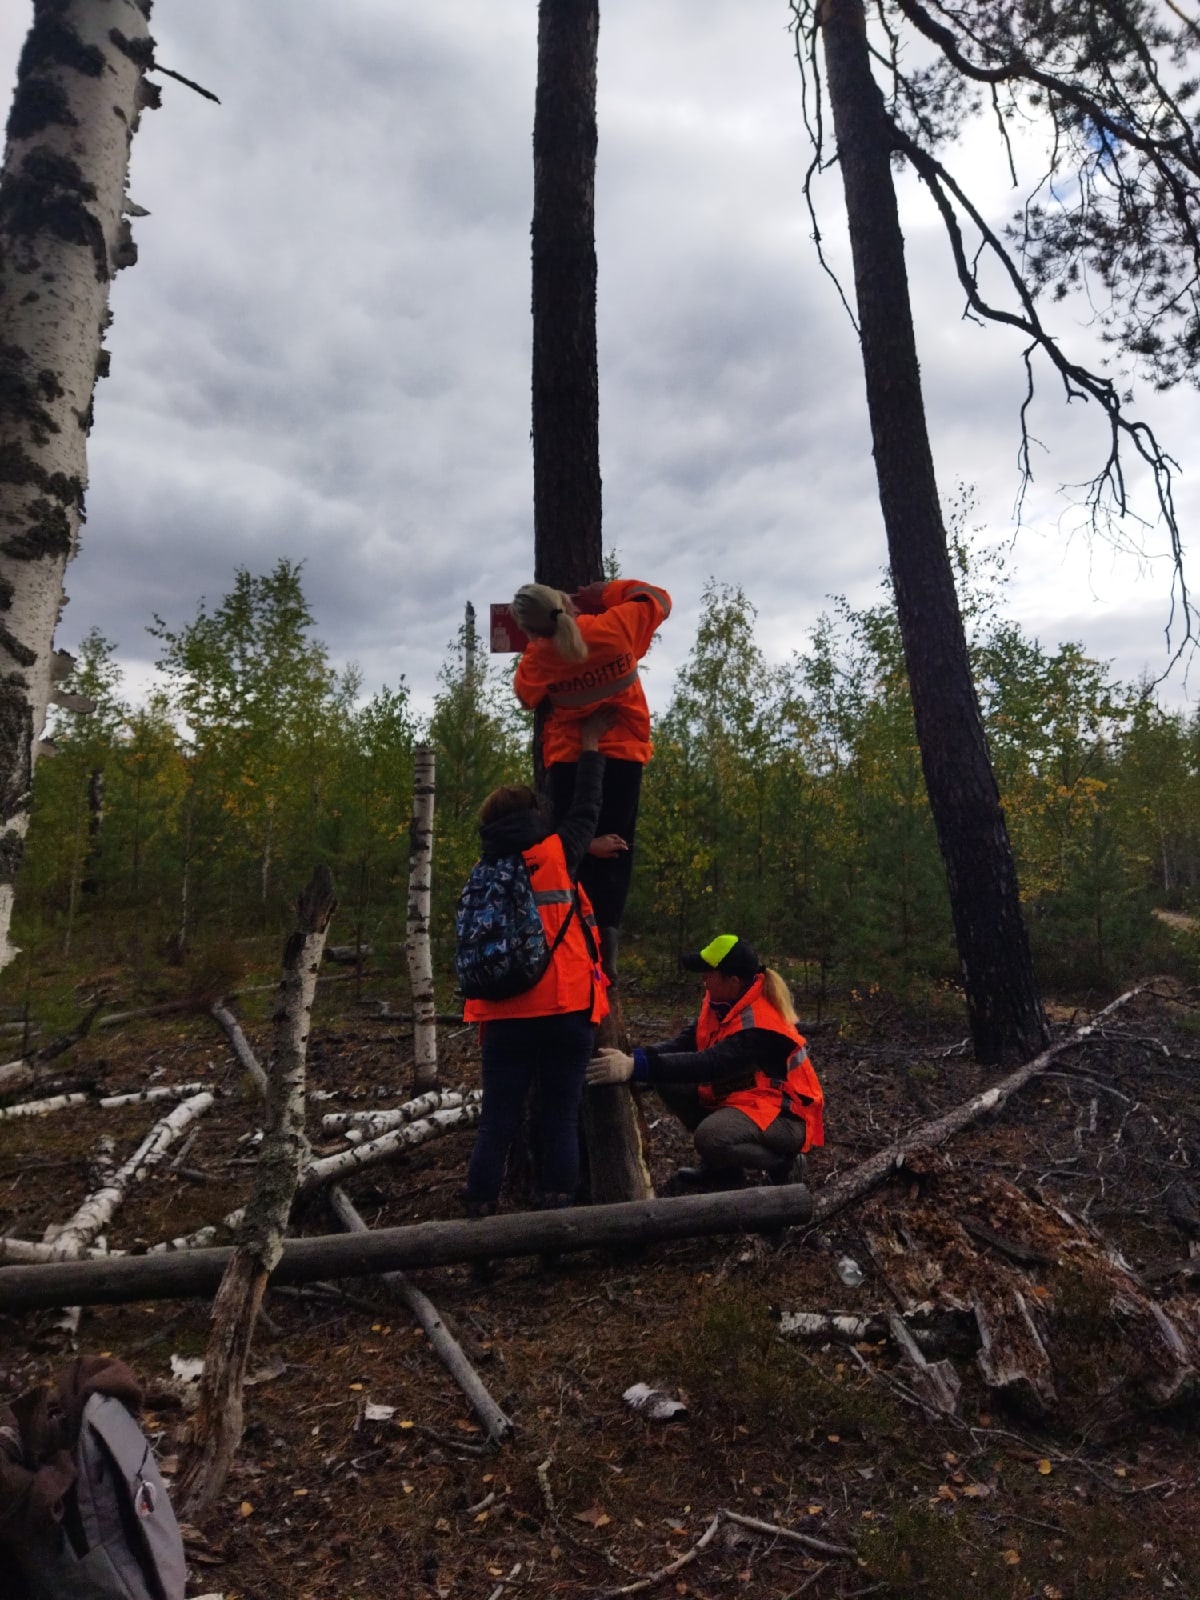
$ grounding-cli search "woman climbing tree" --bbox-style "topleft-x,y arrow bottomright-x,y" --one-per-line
511,577 -> 671,981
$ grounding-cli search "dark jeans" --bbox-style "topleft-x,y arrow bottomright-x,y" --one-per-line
655,1083 -> 806,1174
549,757 -> 643,928
465,1009 -> 595,1205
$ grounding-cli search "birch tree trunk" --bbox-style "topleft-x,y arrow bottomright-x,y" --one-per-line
0,1 -> 157,969
176,864 -> 337,1518
406,745 -> 438,1093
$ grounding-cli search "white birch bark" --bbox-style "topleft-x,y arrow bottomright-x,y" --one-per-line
0,1088 -> 90,1118
0,1 -> 156,968
301,1101 -> 482,1190
405,745 -> 438,1092
41,1090 -> 214,1259
0,1081 -> 205,1118
176,865 -> 337,1518
321,1087 -> 477,1139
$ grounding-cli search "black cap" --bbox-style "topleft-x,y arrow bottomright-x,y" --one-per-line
680,934 -> 762,981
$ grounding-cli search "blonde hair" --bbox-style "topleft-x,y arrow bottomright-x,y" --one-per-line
760,967 -> 797,1025
512,583 -> 589,664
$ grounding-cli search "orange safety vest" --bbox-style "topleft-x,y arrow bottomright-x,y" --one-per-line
695,975 -> 825,1150
514,580 -> 672,767
463,834 -> 609,1026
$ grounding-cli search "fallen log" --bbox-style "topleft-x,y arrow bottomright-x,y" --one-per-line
329,1185 -> 514,1445
0,1185 -> 814,1311
210,1000 -> 269,1097
321,1089 -> 478,1139
811,984 -> 1147,1229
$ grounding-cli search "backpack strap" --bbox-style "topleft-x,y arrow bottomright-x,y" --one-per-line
534,889 -> 578,964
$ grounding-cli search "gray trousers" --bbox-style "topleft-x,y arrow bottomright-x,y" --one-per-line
655,1083 -> 806,1173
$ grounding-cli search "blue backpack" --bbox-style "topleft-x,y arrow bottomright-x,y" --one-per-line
455,852 -> 576,1001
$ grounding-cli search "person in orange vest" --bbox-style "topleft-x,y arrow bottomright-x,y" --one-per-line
586,934 -> 823,1191
461,711 -> 612,1215
511,578 -> 672,981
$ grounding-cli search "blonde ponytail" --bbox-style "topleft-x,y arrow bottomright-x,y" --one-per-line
760,967 -> 797,1025
512,582 -> 589,663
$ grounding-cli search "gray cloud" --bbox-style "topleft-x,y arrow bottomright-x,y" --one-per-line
1,1 -> 1195,723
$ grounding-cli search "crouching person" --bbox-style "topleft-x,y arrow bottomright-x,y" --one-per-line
586,934 -> 823,1191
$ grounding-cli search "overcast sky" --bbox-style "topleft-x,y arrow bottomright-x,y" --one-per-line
2,1 -> 1197,722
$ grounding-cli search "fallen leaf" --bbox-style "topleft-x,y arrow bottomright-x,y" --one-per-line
239,1502 -> 254,1518
574,1504 -> 612,1528
348,1383 -> 364,1392
1002,1549 -> 1020,1566
961,1484 -> 991,1499
1037,1459 -> 1053,1476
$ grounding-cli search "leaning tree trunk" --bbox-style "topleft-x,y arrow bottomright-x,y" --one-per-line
0,0 -> 157,971
175,865 -> 337,1518
817,0 -> 1048,1064
406,745 -> 438,1093
531,0 -> 650,1198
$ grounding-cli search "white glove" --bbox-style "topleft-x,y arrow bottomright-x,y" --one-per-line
587,1047 -> 635,1085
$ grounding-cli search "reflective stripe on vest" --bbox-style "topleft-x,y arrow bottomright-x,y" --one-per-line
547,664 -> 641,709
534,888 -> 573,905
693,977 -> 825,1147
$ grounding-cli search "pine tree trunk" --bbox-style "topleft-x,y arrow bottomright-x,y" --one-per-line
531,0 -> 650,1194
531,0 -> 602,585
0,1 -> 156,970
818,0 -> 1048,1064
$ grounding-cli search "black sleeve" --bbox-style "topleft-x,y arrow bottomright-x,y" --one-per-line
555,750 -> 606,878
643,1026 -> 794,1089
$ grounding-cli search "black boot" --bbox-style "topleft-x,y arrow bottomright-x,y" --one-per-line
766,1154 -> 805,1187
599,926 -> 619,984
664,1164 -> 746,1196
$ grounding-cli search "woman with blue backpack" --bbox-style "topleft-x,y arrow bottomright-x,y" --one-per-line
457,710 -> 613,1215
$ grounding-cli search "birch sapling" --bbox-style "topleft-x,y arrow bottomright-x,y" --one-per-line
406,745 -> 438,1092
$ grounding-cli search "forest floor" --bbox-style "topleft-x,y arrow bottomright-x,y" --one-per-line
1,957 -> 1199,1600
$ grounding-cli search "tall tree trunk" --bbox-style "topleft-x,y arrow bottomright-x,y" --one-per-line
818,0 -> 1048,1064
532,0 -> 602,585
531,0 -> 650,1197
406,745 -> 437,1093
0,0 -> 157,971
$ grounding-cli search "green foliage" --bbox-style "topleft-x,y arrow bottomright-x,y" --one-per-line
10,545 -> 1198,1006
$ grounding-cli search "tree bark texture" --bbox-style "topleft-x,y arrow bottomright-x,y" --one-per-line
0,0 -> 156,969
405,745 -> 437,1093
175,865 -> 336,1516
817,0 -> 1048,1065
0,1186 -> 816,1310
532,0 -> 602,587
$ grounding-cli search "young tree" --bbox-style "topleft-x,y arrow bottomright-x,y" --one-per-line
149,560 -> 341,944
0,0 -> 157,969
